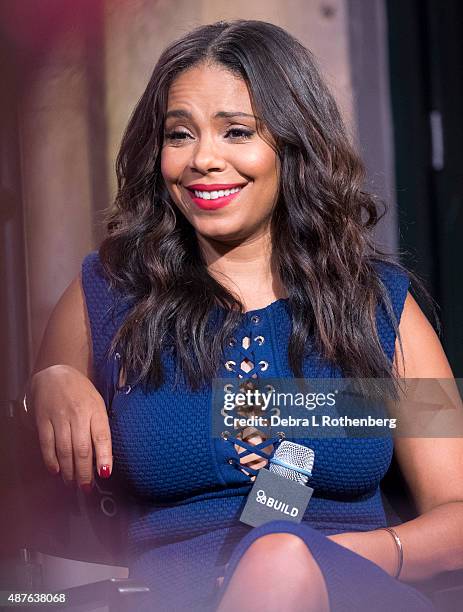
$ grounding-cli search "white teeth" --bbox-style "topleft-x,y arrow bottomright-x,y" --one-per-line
192,186 -> 243,200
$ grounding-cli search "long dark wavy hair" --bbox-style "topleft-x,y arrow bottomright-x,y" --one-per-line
99,19 -> 436,392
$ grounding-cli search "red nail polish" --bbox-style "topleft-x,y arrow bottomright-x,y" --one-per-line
99,465 -> 111,479
80,483 -> 93,495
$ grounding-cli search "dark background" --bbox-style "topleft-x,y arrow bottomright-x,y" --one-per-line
387,0 -> 463,376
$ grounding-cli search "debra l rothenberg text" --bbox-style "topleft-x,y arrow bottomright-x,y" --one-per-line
222,414 -> 398,429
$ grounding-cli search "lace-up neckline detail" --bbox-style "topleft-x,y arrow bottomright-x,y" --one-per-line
219,296 -> 289,481
242,297 -> 289,316
214,296 -> 289,319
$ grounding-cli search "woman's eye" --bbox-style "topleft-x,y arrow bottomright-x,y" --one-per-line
225,128 -> 254,140
163,128 -> 254,143
164,130 -> 191,141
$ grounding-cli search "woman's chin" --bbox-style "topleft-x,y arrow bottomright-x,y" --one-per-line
193,219 -> 251,244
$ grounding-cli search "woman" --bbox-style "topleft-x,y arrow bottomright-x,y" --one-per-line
30,19 -> 463,611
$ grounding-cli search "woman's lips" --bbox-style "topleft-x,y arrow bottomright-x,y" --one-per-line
186,185 -> 246,210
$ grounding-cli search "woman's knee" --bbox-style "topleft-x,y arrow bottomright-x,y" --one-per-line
245,533 -> 309,563
221,533 -> 329,611
240,532 -> 322,583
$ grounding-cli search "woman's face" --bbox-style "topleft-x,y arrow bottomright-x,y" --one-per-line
161,62 -> 280,244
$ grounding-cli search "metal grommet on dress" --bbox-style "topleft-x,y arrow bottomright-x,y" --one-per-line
221,431 -> 231,440
250,315 -> 261,325
259,360 -> 269,372
254,335 -> 265,345
224,360 -> 236,372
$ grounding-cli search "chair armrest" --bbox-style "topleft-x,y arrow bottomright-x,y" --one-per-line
416,569 -> 463,612
56,578 -> 150,611
433,583 -> 463,612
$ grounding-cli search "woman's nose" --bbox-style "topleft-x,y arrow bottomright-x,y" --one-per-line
190,134 -> 226,174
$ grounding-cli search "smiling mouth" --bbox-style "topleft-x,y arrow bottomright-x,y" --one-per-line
186,185 -> 247,210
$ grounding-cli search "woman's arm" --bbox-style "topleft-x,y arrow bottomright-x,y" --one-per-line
329,292 -> 463,582
27,274 -> 113,489
33,273 -> 93,377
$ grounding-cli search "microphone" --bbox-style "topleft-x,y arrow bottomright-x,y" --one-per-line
240,440 -> 315,527
269,440 -> 315,485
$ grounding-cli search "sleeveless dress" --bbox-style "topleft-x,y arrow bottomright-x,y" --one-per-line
81,251 -> 436,612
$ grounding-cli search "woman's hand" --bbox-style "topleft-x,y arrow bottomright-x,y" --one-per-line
29,364 -> 112,490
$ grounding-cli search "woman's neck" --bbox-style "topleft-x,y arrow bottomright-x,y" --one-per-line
197,230 -> 287,311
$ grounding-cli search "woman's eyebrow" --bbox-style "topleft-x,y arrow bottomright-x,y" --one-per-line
165,109 -> 257,120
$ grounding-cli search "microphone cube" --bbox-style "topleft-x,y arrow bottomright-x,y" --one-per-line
239,468 -> 313,527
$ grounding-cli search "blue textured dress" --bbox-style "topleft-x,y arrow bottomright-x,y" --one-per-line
81,251 -> 436,611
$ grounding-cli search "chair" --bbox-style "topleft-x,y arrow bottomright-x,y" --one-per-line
0,399 -> 149,611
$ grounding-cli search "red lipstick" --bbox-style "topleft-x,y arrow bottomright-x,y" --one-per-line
185,183 -> 247,210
